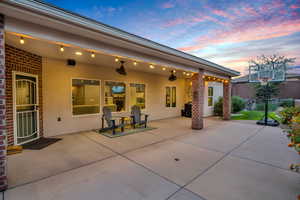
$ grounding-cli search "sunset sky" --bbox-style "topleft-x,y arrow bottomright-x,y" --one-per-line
44,0 -> 300,75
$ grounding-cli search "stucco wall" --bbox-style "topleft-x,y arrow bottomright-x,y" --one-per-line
42,58 -> 186,137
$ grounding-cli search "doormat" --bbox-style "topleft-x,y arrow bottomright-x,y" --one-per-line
22,137 -> 62,150
97,127 -> 157,138
7,145 -> 23,155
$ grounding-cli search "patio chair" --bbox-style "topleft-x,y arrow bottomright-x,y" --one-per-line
131,105 -> 148,128
101,107 -> 125,135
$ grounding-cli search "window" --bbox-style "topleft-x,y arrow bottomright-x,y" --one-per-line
130,83 -> 145,109
104,81 -> 126,112
72,79 -> 100,115
208,86 -> 213,106
166,86 -> 176,107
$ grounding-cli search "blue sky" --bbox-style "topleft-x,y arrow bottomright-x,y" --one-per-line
43,0 -> 300,74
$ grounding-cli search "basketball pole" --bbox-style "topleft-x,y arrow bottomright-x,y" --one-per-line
256,81 -> 279,127
264,83 -> 269,125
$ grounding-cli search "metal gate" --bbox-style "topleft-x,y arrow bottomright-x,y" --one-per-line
14,73 -> 39,145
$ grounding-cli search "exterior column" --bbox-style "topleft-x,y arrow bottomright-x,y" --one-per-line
223,79 -> 231,120
191,70 -> 204,129
0,14 -> 7,191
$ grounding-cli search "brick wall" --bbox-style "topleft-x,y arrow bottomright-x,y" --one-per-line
0,13 -> 7,191
223,81 -> 231,120
191,70 -> 204,129
232,81 -> 300,99
5,45 -> 43,146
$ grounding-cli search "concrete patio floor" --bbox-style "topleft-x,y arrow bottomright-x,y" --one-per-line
3,117 -> 300,200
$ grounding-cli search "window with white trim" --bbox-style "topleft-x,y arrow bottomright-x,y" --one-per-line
129,83 -> 145,109
72,79 -> 100,115
166,86 -> 176,107
104,81 -> 126,112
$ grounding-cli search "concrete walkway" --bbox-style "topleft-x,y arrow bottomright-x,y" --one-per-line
3,117 -> 300,200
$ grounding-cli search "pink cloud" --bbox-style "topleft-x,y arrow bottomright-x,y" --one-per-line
161,2 -> 175,9
290,4 -> 300,9
259,0 -> 285,12
163,18 -> 186,27
162,14 -> 224,27
212,9 -> 235,20
232,8 -> 246,17
178,19 -> 300,52
243,6 -> 259,16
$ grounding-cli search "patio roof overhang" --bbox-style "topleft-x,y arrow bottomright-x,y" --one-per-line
0,0 -> 240,77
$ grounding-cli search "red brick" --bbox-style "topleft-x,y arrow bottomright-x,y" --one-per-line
191,70 -> 204,129
223,81 -> 232,120
5,45 -> 43,145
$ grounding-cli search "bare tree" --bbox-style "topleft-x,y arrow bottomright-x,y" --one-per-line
249,54 -> 295,72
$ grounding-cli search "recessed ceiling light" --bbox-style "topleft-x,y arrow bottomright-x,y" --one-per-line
20,37 -> 25,44
75,52 -> 82,56
149,65 -> 155,69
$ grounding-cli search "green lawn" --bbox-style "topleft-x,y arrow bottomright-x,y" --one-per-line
231,110 -> 281,121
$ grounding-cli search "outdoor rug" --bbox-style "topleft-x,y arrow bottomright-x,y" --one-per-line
22,137 -> 62,150
97,126 -> 156,138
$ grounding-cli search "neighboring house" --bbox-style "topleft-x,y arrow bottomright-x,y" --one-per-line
0,0 -> 239,190
232,71 -> 300,99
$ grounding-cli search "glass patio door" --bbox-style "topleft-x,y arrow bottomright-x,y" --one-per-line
14,73 -> 39,145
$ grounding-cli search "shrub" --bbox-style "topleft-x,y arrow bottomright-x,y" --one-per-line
279,106 -> 300,125
231,96 -> 246,113
279,99 -> 294,107
214,97 -> 223,116
255,103 -> 278,111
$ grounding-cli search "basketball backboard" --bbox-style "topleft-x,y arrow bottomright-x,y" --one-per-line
249,62 -> 286,83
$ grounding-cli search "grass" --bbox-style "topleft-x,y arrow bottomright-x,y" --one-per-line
231,110 -> 281,121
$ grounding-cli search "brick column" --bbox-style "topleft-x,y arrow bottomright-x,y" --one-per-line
0,14 -> 7,191
191,70 -> 204,129
223,79 -> 231,120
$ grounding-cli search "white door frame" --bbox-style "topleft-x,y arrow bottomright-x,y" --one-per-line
12,71 -> 40,145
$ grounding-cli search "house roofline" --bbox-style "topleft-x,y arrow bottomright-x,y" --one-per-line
2,0 -> 240,77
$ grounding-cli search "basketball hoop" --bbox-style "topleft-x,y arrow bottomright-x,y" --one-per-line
248,62 -> 284,127
249,62 -> 286,83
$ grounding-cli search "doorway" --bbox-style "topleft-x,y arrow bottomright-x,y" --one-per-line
13,72 -> 39,145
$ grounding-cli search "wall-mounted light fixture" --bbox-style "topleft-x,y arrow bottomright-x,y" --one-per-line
60,46 -> 64,52
75,52 -> 82,56
115,58 -> 119,62
20,37 -> 25,44
162,67 -> 166,71
91,52 -> 95,58
133,61 -> 138,66
149,65 -> 155,69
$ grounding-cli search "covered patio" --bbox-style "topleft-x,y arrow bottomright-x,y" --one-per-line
5,117 -> 300,200
0,0 -> 241,191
